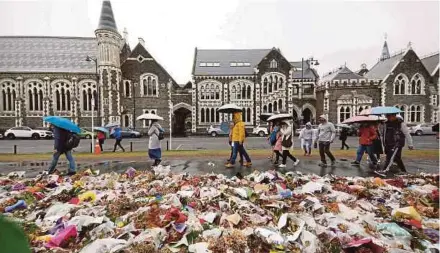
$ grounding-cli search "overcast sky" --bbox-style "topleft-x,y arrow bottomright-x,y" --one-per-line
0,0 -> 438,83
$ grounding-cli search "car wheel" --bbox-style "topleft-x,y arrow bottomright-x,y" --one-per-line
258,131 -> 265,137
416,130 -> 423,136
131,134 -> 136,138
85,134 -> 91,139
32,133 -> 40,140
7,133 -> 15,139
211,132 -> 217,137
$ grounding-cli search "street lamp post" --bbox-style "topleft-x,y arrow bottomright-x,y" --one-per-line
167,80 -> 173,150
91,98 -> 95,153
86,56 -> 100,124
133,82 -> 138,129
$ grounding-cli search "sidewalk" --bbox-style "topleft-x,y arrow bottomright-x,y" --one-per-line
1,152 -> 438,179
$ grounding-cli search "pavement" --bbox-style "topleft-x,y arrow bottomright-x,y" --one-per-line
0,135 -> 438,154
1,154 -> 438,179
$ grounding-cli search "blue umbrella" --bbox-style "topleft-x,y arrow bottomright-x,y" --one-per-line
105,122 -> 119,128
359,106 -> 402,116
43,116 -> 80,133
94,127 -> 109,134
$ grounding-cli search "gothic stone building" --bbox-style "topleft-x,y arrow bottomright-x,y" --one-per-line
0,0 -> 192,134
316,41 -> 439,125
191,48 -> 319,133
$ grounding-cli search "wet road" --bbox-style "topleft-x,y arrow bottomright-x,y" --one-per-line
0,135 -> 438,154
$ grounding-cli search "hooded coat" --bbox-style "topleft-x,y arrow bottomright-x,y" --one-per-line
231,112 -> 246,143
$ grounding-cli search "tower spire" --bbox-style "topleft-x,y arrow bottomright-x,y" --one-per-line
380,33 -> 390,61
97,0 -> 118,33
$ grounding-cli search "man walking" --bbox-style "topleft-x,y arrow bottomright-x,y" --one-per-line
47,125 -> 76,175
378,114 -> 413,174
315,115 -> 336,167
112,127 -> 125,152
225,112 -> 251,168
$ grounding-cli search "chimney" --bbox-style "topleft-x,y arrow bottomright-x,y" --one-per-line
138,37 -> 145,47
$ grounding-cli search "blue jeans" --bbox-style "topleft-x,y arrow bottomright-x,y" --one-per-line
230,141 -> 251,164
356,145 -> 378,164
48,150 -> 76,173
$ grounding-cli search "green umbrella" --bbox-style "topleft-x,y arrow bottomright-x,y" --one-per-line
0,215 -> 31,253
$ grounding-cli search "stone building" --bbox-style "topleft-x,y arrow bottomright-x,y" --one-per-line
0,0 -> 192,134
317,40 -> 439,125
191,48 -> 319,133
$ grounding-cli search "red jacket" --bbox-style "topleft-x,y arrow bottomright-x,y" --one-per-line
358,125 -> 377,145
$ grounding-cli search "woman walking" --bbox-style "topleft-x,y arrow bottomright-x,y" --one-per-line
339,127 -> 349,150
299,122 -> 314,156
112,127 -> 125,152
227,122 -> 243,165
148,119 -> 164,167
351,122 -> 378,166
273,125 -> 282,165
278,120 -> 300,168
97,130 -> 106,152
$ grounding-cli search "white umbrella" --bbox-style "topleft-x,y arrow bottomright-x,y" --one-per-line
217,104 -> 242,113
336,124 -> 351,128
136,113 -> 164,121
267,113 -> 293,122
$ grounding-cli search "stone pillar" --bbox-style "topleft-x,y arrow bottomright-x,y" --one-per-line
255,83 -> 261,125
191,81 -> 197,133
16,76 -> 24,126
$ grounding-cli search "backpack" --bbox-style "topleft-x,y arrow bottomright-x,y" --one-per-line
157,131 -> 164,140
269,131 -> 277,146
65,133 -> 80,151
281,135 -> 293,148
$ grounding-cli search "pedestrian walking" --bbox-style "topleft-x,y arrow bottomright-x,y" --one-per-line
97,130 -> 106,152
372,123 -> 383,162
339,127 -> 349,150
268,122 -> 279,161
315,115 -> 336,167
225,112 -> 252,168
147,119 -> 164,167
299,122 -> 314,156
47,125 -> 77,175
112,127 -> 125,152
351,123 -> 378,166
273,127 -> 282,165
377,114 -> 413,174
227,122 -> 243,165
278,120 -> 300,168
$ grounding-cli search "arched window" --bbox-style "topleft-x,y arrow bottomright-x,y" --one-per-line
210,108 -> 215,123
394,74 -> 407,95
1,81 -> 16,112
263,78 -> 268,95
274,76 -> 278,91
201,85 -> 205,100
279,77 -> 283,89
268,103 -> 273,113
124,115 -> 130,127
241,84 -> 246,99
395,105 -> 406,121
270,59 -> 278,68
273,101 -> 278,112
242,108 -> 246,122
408,105 -> 422,123
215,86 -> 220,100
268,76 -> 273,93
205,108 -> 210,123
53,81 -> 71,111
80,81 -> 97,112
231,85 -> 236,100
263,105 -> 267,113
201,108 -> 205,123
246,86 -> 251,99
279,99 -> 283,111
339,106 -> 351,123
216,109 -> 220,122
410,74 -> 423,95
358,106 -> 364,114
124,81 -> 130,97
246,108 -> 251,122
141,74 -> 159,96
236,85 -> 241,99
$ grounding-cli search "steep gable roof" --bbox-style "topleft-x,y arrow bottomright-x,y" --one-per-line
0,36 -> 97,73
321,66 -> 364,82
364,51 -> 405,79
192,48 -> 271,76
97,0 -> 118,33
421,53 -> 439,76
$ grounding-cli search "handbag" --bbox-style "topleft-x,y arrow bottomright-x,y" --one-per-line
281,135 -> 292,147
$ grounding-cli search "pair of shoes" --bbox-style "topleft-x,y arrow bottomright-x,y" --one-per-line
294,159 -> 300,166
351,161 -> 360,166
340,148 -> 344,150
66,171 -> 76,176
318,162 -> 327,167
278,164 -> 287,168
239,160 -> 244,165
243,162 -> 252,167
225,163 -> 234,168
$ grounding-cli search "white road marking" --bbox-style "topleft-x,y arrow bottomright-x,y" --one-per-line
176,144 -> 183,150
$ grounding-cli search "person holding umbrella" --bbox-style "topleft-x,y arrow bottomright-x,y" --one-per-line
43,116 -> 80,175
95,127 -> 108,152
278,120 -> 300,168
339,126 -> 349,150
148,119 -> 164,167
225,111 -> 252,168
376,114 -> 413,174
351,122 -> 378,167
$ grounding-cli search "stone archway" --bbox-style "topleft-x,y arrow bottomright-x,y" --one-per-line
173,103 -> 192,136
302,108 -> 312,124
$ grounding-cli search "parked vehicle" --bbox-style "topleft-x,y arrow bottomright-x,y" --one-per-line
252,125 -> 269,137
0,133 -> 3,139
207,122 -> 230,137
110,128 -> 141,138
4,126 -> 53,139
78,128 -> 97,139
409,123 -> 435,136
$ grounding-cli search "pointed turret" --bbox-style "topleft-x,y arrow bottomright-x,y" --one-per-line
97,0 -> 118,33
380,37 -> 390,61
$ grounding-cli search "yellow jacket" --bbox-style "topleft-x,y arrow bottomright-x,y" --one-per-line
231,112 -> 245,143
